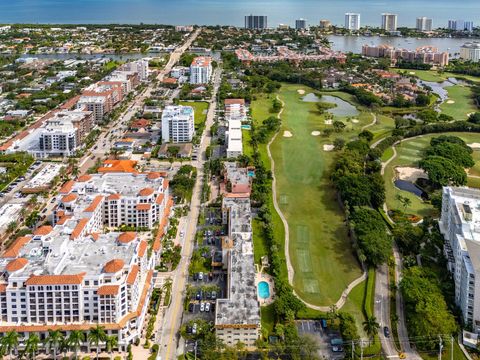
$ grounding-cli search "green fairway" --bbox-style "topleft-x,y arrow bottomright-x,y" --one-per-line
392,68 -> 480,84
384,133 -> 480,218
439,85 -> 477,120
270,84 -> 363,306
179,101 -> 209,127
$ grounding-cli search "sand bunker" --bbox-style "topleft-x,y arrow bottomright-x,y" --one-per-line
297,89 -> 305,95
311,131 -> 321,136
446,100 -> 455,104
283,131 -> 293,138
468,143 -> 480,149
324,120 -> 333,125
409,72 -> 416,75
323,144 -> 334,151
351,119 -> 359,123
395,167 -> 428,182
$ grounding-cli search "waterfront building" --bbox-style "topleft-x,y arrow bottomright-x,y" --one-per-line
244,15 -> 268,30
460,42 -> 480,63
120,59 -> 149,81
416,17 -> 433,31
319,20 -> 332,29
381,13 -> 398,32
295,18 -> 307,30
448,19 -> 474,32
440,187 -> 480,331
189,56 -> 212,85
345,13 -> 361,31
361,44 -> 449,66
161,105 -> 195,143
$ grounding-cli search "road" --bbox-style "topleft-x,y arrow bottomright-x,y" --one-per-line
157,67 -> 222,360
374,264 -> 398,358
78,28 -> 201,175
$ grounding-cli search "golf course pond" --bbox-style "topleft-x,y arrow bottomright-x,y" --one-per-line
302,93 -> 359,117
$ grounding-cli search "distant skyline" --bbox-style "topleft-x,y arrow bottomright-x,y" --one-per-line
0,0 -> 479,27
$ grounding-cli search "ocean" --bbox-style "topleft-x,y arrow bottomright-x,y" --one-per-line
0,0 -> 479,28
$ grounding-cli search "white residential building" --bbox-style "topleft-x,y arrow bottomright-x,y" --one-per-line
190,56 -> 212,84
216,195 -> 261,347
224,99 -> 247,121
416,17 -> 433,31
345,13 -> 361,31
226,120 -> 243,158
120,59 -> 149,81
39,119 -> 77,158
161,105 -> 195,143
460,42 -> 480,63
77,96 -> 107,123
0,170 -> 172,349
381,13 -> 398,32
440,187 -> 480,330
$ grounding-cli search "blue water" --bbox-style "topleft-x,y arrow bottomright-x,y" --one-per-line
241,125 -> 251,130
258,281 -> 270,299
394,179 -> 426,198
1,0 -> 479,27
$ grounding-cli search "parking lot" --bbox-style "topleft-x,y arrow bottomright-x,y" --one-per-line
296,320 -> 345,360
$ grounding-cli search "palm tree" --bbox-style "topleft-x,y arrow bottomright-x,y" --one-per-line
1,330 -> 19,359
88,325 -> 106,360
105,335 -> 118,360
362,316 -> 380,344
46,329 -> 64,360
67,330 -> 85,359
23,334 -> 40,360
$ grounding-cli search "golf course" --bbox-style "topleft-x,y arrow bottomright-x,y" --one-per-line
268,84 -> 370,306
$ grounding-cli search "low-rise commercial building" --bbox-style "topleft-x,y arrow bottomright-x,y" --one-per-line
22,163 -> 64,193
161,105 -> 195,143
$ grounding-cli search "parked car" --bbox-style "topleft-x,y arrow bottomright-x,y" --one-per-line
205,302 -> 211,312
200,302 -> 205,312
193,273 -> 198,281
384,326 -> 390,338
211,291 -> 217,300
192,323 -> 197,335
198,272 -> 204,281
186,326 -> 192,334
206,291 -> 211,300
195,291 -> 201,300
188,303 -> 194,312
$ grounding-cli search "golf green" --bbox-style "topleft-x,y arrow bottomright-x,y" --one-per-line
270,84 -> 363,306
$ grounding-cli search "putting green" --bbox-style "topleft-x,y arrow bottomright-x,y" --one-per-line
270,84 -> 363,305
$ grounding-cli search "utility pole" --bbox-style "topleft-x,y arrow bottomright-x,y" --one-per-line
360,340 -> 364,360
438,336 -> 443,360
351,340 -> 355,359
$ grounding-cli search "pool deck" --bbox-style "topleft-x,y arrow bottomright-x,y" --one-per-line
255,272 -> 275,306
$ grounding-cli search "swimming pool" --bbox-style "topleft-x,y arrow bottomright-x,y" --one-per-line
241,125 -> 251,130
258,281 -> 270,299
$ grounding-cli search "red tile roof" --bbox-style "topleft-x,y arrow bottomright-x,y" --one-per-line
118,232 -> 136,244
34,225 -> 53,236
2,236 -> 32,258
77,174 -> 92,182
107,193 -> 121,201
61,193 -> 77,203
138,187 -> 154,197
126,265 -> 139,285
136,203 -> 151,211
59,180 -> 75,194
103,259 -> 125,273
84,195 -> 103,212
26,273 -> 86,286
97,285 -> 120,296
6,258 -> 28,272
147,172 -> 161,180
70,218 -> 89,240
137,241 -> 148,257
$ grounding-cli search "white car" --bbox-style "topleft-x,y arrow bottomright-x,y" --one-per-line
199,302 -> 205,312
205,302 -> 211,312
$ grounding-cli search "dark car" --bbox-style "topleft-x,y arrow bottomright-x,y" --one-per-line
206,291 -> 211,300
186,325 -> 192,334
384,326 -> 390,338
196,291 -> 201,300
193,273 -> 198,281
188,303 -> 194,312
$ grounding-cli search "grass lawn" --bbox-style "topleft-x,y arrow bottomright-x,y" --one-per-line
384,133 -> 480,218
418,340 -> 468,360
261,304 -> 276,335
270,83 -> 363,306
341,279 -> 368,337
381,147 -> 394,162
369,114 -> 396,142
252,218 -> 268,265
179,101 -> 209,127
439,85 -> 477,120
